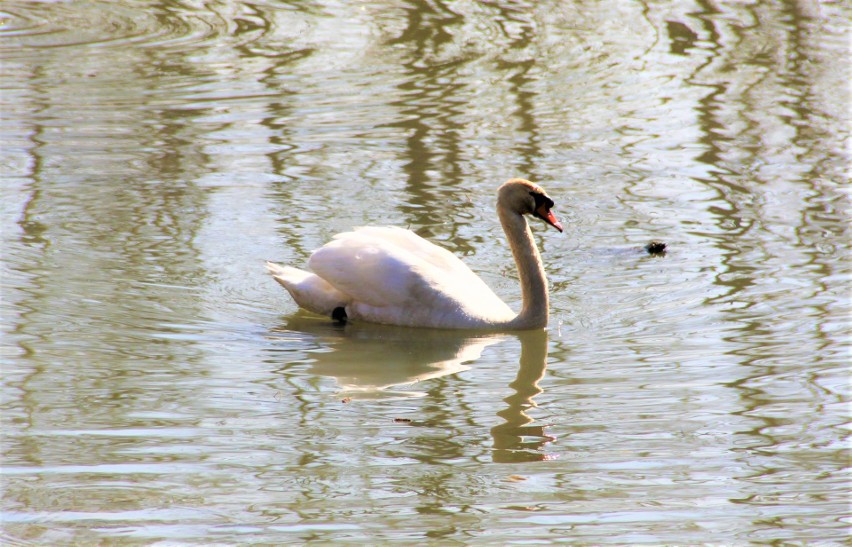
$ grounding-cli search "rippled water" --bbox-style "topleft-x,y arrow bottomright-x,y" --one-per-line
2,0 -> 850,544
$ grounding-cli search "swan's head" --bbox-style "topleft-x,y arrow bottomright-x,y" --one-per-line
498,178 -> 563,233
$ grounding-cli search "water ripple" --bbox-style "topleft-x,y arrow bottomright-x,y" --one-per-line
0,1 -> 232,51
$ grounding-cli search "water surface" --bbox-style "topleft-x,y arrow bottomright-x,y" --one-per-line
2,0 -> 849,544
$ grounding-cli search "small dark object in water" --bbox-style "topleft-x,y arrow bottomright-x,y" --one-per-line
331,306 -> 347,323
341,397 -> 351,404
393,418 -> 412,423
645,241 -> 667,255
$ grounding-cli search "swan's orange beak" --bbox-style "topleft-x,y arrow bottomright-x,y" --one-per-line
536,204 -> 563,233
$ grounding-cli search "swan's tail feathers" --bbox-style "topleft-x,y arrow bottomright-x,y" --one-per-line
265,261 -> 350,317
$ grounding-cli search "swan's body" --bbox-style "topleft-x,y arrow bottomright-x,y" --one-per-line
267,179 -> 562,330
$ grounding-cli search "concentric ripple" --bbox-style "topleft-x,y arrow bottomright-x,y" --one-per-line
0,1 -> 235,52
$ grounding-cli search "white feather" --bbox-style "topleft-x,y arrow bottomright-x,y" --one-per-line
265,262 -> 348,317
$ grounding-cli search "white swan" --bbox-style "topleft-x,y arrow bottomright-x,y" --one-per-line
266,178 -> 562,330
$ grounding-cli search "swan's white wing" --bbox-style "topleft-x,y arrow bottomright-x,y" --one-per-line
308,227 -> 514,327
341,227 -> 467,274
309,234 -> 421,306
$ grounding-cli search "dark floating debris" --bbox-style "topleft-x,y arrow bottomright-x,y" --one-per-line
644,241 -> 667,256
341,397 -> 351,404
393,418 -> 412,423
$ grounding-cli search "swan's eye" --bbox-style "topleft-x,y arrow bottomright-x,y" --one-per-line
530,191 -> 554,210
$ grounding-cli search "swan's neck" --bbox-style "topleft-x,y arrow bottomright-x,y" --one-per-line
498,205 -> 549,329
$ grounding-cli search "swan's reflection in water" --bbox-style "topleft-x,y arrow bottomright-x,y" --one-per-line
274,315 -> 507,398
273,316 -> 555,460
491,329 -> 555,463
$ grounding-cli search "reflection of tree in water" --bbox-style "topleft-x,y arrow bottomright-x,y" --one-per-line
13,43 -> 219,433
679,1 -> 848,370
489,2 -> 543,183
664,3 -> 849,532
383,2 -> 546,259
384,1 -> 468,239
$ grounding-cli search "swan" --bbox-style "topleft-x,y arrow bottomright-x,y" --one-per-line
266,178 -> 562,330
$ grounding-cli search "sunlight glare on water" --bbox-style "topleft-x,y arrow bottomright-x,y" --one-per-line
1,0 -> 849,544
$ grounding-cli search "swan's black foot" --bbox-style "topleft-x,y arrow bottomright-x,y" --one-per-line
331,306 -> 348,324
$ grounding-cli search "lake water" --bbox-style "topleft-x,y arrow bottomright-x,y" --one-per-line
2,0 -> 849,544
